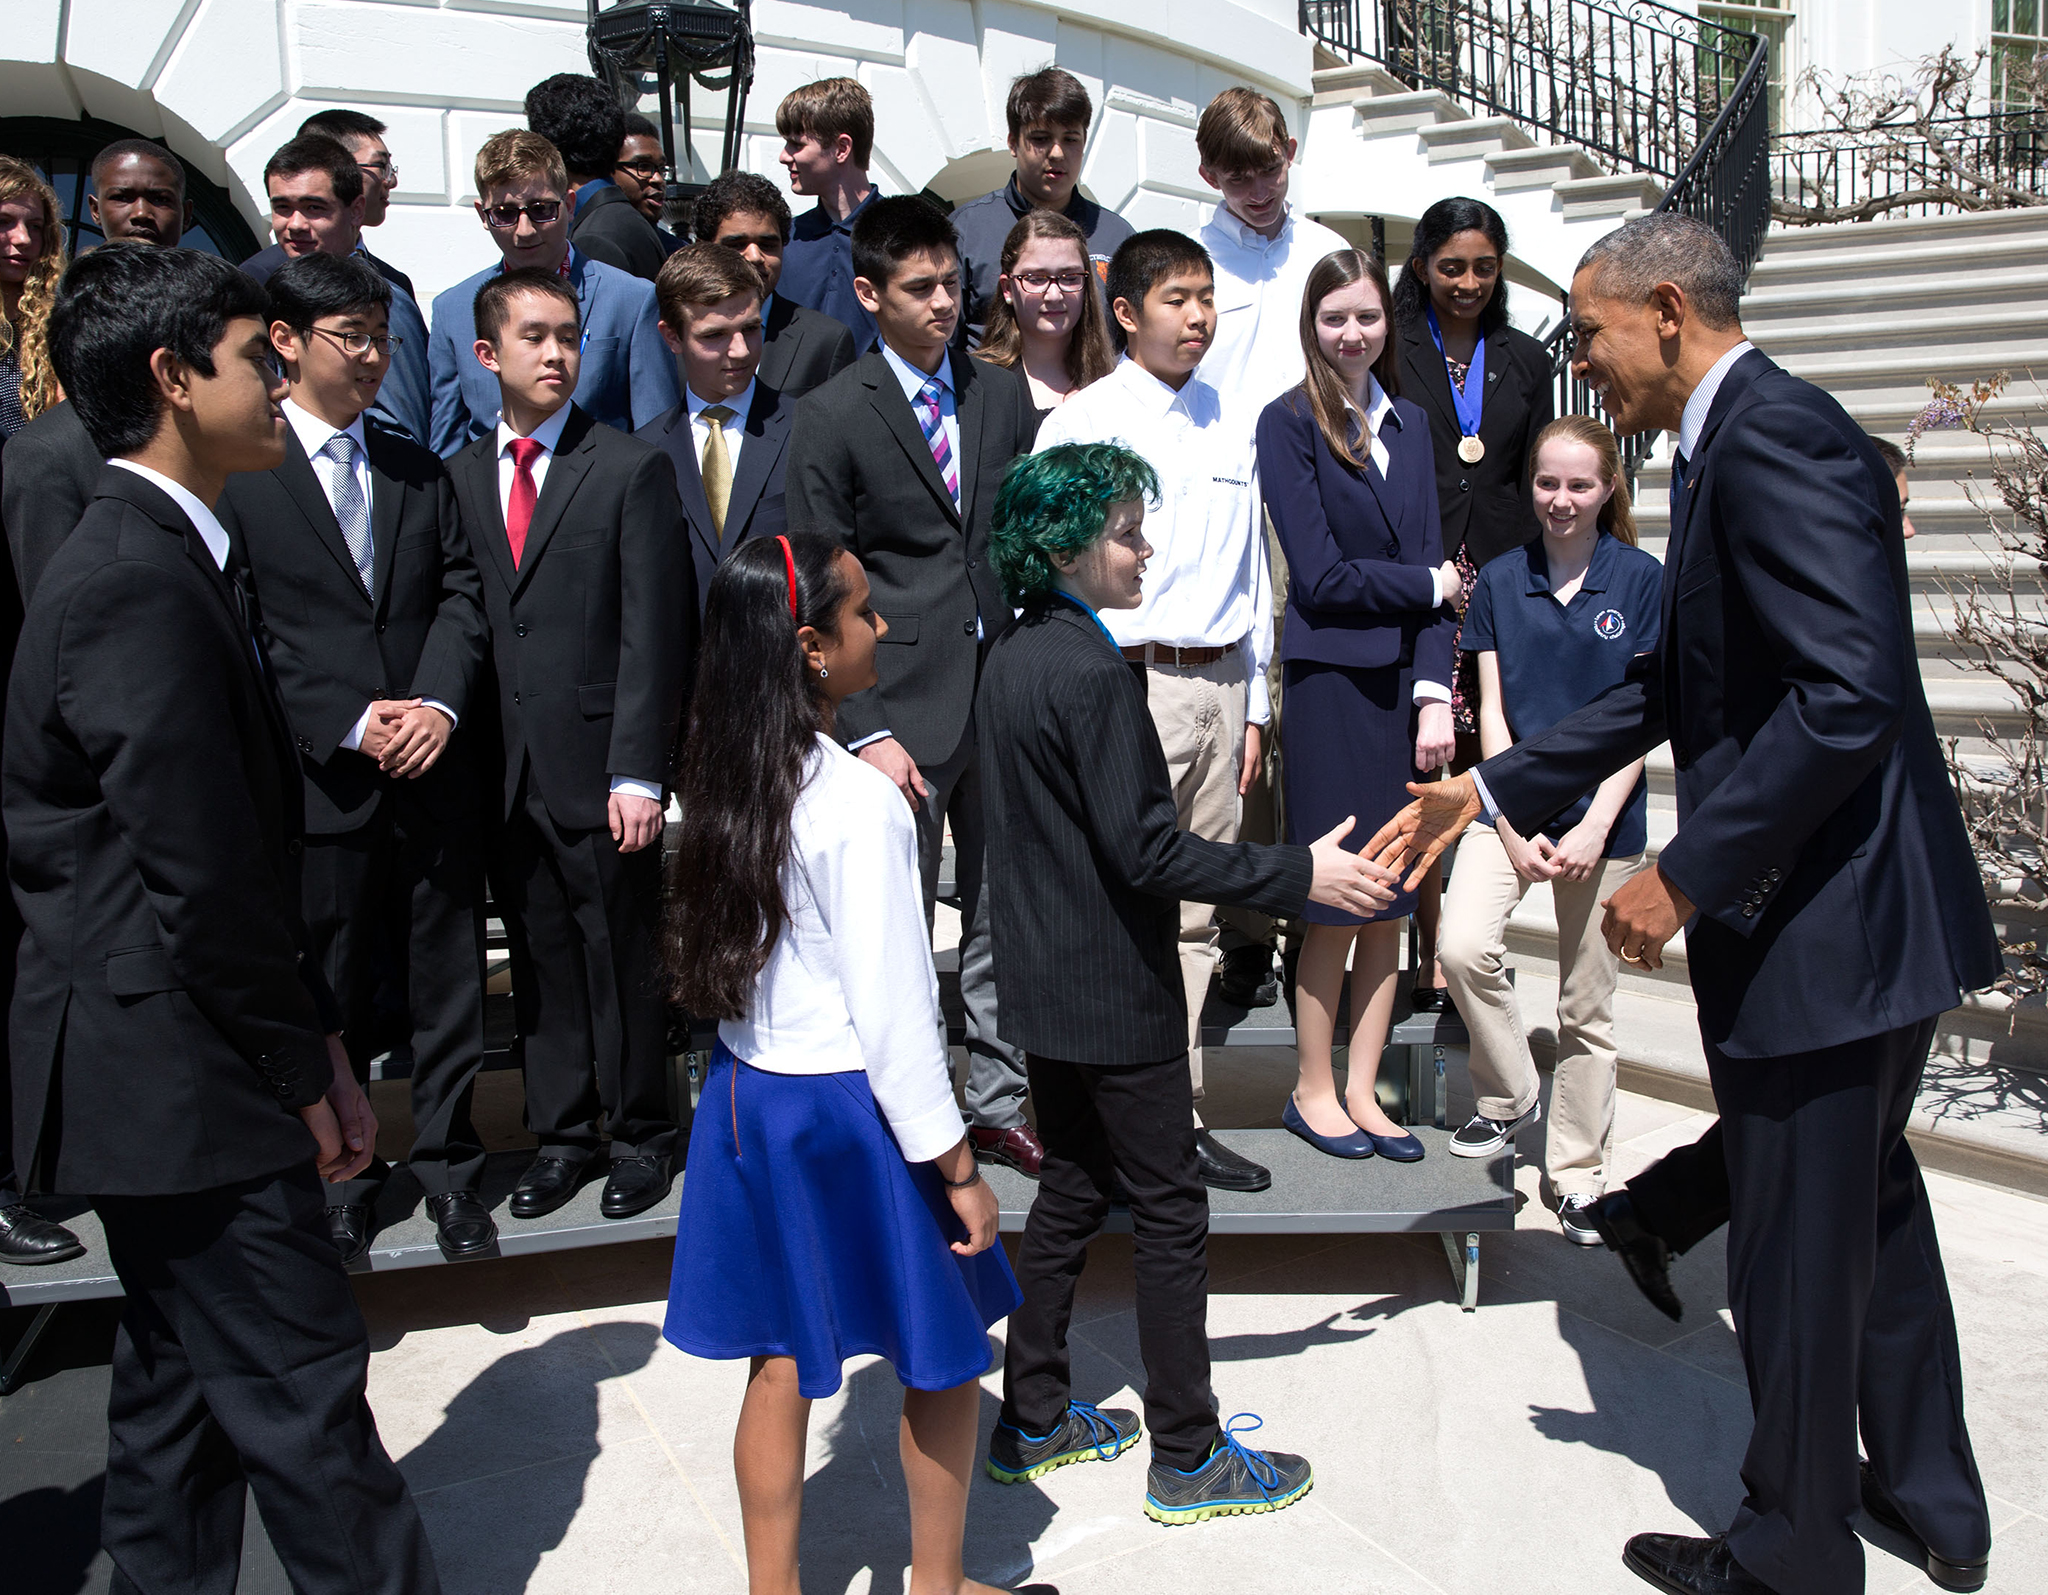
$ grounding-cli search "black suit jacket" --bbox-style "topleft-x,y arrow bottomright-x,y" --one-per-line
447,407 -> 694,830
1481,350 -> 1999,1057
1397,318 -> 1555,570
638,382 -> 794,616
786,350 -> 1038,763
758,293 -> 858,398
980,600 -> 1312,1064
1,400 -> 99,604
216,419 -> 488,835
6,468 -> 341,1195
571,184 -> 671,282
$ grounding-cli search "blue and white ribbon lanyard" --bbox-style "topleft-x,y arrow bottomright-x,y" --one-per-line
1425,304 -> 1487,464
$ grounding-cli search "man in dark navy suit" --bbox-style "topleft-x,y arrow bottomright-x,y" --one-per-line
693,170 -> 859,396
1372,213 -> 1997,1595
640,244 -> 794,616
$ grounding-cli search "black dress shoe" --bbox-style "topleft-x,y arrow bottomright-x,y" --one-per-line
426,1192 -> 498,1260
1215,944 -> 1279,1008
1587,1190 -> 1684,1322
1859,1460 -> 1990,1591
1623,1533 -> 1779,1594
600,1155 -> 674,1219
326,1204 -> 373,1266
0,1203 -> 86,1265
508,1155 -> 586,1220
1408,981 -> 1444,1014
1195,1130 -> 1271,1193
970,1123 -> 1046,1178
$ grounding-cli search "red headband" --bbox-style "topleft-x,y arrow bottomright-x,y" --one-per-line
775,535 -> 797,621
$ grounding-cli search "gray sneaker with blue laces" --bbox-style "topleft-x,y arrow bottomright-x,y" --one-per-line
1143,1414 -> 1312,1525
986,1400 -> 1142,1484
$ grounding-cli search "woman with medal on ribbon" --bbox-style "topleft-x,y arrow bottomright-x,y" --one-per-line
1392,197 -> 1556,1014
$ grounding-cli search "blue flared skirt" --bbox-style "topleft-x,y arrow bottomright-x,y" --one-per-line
663,1043 -> 1021,1398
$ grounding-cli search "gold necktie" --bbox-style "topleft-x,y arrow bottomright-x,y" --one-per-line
700,405 -> 735,540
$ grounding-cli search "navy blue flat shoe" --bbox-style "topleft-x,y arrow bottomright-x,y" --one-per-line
1282,1096 -> 1376,1159
1358,1124 -> 1426,1162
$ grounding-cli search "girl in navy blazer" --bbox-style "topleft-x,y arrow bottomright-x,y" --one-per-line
1259,249 -> 1458,1162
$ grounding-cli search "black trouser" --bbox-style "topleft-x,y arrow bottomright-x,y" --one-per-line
0,823 -> 18,1207
1626,1119 -> 1730,1256
95,1165 -> 439,1595
495,770 -> 674,1163
1710,1017 -> 1989,1595
1001,1051 -> 1217,1469
302,790 -> 488,1205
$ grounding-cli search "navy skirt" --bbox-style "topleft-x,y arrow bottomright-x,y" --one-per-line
664,1044 -> 1021,1398
1283,658 -> 1424,926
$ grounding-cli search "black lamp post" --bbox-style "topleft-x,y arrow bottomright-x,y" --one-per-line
586,0 -> 755,186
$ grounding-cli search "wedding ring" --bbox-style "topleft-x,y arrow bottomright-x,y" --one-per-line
1620,949 -> 1645,965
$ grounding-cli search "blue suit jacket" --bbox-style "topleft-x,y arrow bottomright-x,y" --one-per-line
1258,387 -> 1454,687
425,253 -> 679,458
242,243 -> 433,448
1480,349 -> 2000,1057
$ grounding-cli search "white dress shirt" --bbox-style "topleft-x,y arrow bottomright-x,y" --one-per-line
1199,202 -> 1354,430
108,460 -> 232,570
495,407 -> 661,802
878,342 -> 959,491
1036,356 -> 1275,724
282,399 -> 459,751
688,378 -> 754,479
720,734 -> 967,1164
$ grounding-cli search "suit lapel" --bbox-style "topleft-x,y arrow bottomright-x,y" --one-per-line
513,408 -> 597,591
364,431 -> 406,612
1660,348 -> 1775,662
457,440 -> 519,594
280,433 -> 374,605
954,357 -> 985,528
1399,322 -> 1462,439
659,404 -> 722,575
861,355 -> 958,524
723,384 -> 789,546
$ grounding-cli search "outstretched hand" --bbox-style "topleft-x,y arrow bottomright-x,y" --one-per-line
1364,775 -> 1485,892
1306,817 -> 1401,918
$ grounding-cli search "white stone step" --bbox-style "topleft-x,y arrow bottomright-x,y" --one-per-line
1417,116 -> 1535,164
1741,265 -> 2048,322
1553,171 -> 1663,219
1484,143 -> 1604,191
1756,208 -> 2048,258
1745,302 -> 2048,361
1749,225 -> 2048,287
1353,90 -> 1470,135
1309,63 -> 1409,106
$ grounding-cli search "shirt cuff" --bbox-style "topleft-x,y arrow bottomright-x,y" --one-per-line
847,729 -> 894,752
1247,671 -> 1272,727
1429,567 -> 1445,607
1412,680 -> 1451,705
609,776 -> 663,802
419,698 -> 459,731
1471,768 -> 1502,825
341,704 -> 374,753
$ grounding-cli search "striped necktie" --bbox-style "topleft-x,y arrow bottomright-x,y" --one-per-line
915,375 -> 958,507
318,433 -> 374,593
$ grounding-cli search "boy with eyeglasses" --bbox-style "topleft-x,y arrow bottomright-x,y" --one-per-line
216,252 -> 492,1268
952,66 -> 1133,351
615,112 -> 685,253
525,73 -> 671,283
243,133 -> 434,448
425,129 -> 676,457
297,108 -> 415,299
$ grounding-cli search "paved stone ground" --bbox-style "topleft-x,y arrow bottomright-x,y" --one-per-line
321,1072 -> 2042,1595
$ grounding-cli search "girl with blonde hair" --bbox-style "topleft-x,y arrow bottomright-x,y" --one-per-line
0,156 -> 66,437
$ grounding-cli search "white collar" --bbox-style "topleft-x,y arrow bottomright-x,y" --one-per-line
689,379 -> 756,426
880,340 -> 953,402
282,396 -> 368,462
496,404 -> 573,458
1678,340 -> 1756,459
1345,372 -> 1395,431
1210,202 -> 1292,250
108,459 -> 232,571
1114,354 -> 1210,416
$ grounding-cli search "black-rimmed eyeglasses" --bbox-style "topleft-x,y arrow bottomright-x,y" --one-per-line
311,327 -> 402,357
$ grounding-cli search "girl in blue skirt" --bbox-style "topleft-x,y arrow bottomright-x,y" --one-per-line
664,531 -> 1021,1595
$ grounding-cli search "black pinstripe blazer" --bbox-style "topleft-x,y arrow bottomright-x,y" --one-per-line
979,598 -> 1313,1065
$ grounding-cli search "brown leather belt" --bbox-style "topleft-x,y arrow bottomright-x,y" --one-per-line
1120,640 -> 1239,668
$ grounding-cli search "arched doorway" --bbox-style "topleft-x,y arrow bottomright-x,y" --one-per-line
0,115 -> 261,262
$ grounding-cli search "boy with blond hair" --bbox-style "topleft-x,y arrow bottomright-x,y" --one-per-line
776,77 -> 882,351
425,128 -> 675,455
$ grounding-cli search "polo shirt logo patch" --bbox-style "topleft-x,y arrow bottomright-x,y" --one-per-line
1594,608 -> 1627,640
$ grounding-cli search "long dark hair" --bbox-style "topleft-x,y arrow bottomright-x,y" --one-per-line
1297,249 -> 1401,474
974,210 -> 1117,388
1391,196 -> 1512,337
665,532 -> 852,1020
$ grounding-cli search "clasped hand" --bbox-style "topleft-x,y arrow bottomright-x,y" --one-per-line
360,699 -> 452,778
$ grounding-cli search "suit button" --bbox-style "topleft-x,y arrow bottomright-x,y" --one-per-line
963,620 -> 975,636
967,558 -> 978,569
513,692 -> 522,705
376,621 -> 386,633
1742,905 -> 1756,917
516,624 -> 527,637
287,839 -> 302,856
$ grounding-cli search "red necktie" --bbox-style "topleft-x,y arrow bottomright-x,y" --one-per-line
506,437 -> 543,567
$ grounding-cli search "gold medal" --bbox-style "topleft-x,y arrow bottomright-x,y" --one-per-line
1458,435 -> 1485,465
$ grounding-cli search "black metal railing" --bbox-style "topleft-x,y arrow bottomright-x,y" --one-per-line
1301,0 -> 1755,181
1770,111 -> 2048,224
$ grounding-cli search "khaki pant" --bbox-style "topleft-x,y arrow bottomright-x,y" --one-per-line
1437,825 -> 1645,1196
1219,517 -> 1288,954
1144,648 -> 1249,1111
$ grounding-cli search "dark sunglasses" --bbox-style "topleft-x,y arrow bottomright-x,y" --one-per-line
481,199 -> 563,230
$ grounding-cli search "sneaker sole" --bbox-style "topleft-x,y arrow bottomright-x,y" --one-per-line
1143,1473 -> 1312,1524
1446,1136 -> 1507,1158
985,1427 -> 1140,1484
1560,1221 -> 1603,1247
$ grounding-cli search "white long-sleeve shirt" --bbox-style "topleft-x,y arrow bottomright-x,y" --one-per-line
1034,357 -> 1275,724
1199,203 -> 1354,430
719,734 -> 966,1164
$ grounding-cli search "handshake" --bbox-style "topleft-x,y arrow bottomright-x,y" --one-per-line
1304,776 -> 1492,919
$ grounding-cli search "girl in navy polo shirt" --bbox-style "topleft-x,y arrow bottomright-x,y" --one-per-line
1437,416 -> 1663,1246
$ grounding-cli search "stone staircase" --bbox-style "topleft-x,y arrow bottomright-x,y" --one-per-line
1495,207 -> 2048,1184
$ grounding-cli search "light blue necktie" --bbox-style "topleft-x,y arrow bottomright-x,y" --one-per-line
319,433 -> 374,594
